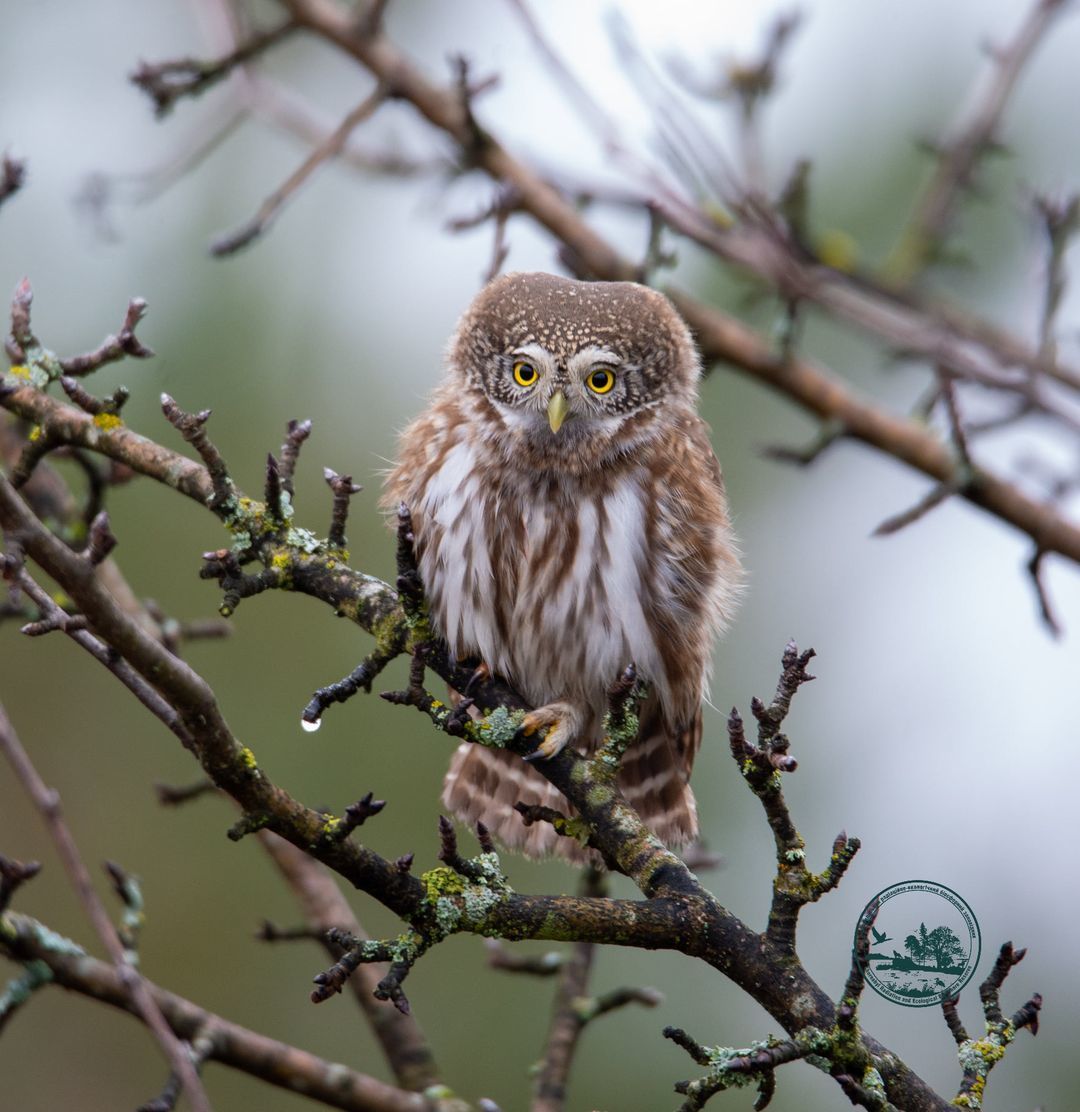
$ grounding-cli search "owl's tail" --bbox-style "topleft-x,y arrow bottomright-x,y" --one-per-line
441,732 -> 698,864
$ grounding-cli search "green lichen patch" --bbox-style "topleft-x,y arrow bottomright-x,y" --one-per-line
953,1026 -> 1014,1108
416,853 -> 513,942
477,706 -> 526,748
0,960 -> 54,1016
285,526 -> 320,553
421,866 -> 468,900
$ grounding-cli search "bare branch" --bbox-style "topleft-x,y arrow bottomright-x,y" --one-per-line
0,703 -> 212,1112
132,19 -> 298,117
210,84 -> 390,255
947,941 -> 1042,1107
886,0 -> 1071,283
256,832 -> 442,1092
58,298 -> 153,376
1,911 -> 429,1111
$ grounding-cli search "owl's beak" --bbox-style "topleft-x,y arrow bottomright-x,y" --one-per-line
547,389 -> 569,434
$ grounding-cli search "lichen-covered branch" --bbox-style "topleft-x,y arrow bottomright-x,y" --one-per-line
943,942 -> 1042,1108
0,911 -> 430,1112
256,832 -> 442,1093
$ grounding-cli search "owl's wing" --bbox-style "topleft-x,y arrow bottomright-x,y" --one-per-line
645,412 -> 740,754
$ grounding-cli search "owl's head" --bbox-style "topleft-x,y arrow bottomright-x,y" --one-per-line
448,272 -> 701,469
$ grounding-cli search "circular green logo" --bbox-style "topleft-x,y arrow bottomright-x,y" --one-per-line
854,880 -> 980,1007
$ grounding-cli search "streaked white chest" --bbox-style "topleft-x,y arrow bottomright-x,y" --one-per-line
416,439 -> 666,712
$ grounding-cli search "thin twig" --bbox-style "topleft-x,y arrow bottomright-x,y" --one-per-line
256,832 -> 442,1092
885,0 -> 1071,283
0,153 -> 27,208
0,703 -> 212,1112
210,83 -> 390,255
132,18 -> 298,117
1027,548 -> 1062,636
58,298 -> 153,376
1,910 -> 428,1111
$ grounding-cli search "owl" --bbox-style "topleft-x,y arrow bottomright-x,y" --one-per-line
383,272 -> 741,861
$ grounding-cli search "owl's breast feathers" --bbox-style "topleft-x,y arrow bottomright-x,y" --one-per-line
383,395 -> 740,742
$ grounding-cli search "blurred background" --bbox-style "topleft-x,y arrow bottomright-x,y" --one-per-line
2,1 -> 1078,1109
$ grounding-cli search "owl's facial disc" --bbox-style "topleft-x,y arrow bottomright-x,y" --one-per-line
497,343 -> 629,435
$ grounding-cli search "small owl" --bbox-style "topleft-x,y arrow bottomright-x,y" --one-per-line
383,272 -> 741,861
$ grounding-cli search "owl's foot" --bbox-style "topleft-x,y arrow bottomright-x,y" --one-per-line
517,702 -> 583,762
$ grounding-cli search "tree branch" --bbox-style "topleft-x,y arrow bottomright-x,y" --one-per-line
885,0 -> 1071,283
0,911 -> 429,1112
0,703 -> 211,1112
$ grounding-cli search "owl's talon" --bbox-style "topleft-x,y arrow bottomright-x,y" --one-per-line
522,740 -> 559,763
515,703 -> 580,761
464,661 -> 491,696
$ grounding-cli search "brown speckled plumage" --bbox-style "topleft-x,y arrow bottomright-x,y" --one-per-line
384,273 -> 741,861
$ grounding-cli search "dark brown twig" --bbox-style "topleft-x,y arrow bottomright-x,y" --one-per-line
839,897 -> 879,1031
84,511 -> 117,566
0,153 -> 26,209
160,395 -> 234,516
325,467 -> 363,550
154,779 -> 218,806
322,793 -> 387,843
302,642 -> 400,729
132,19 -> 298,117
0,853 -> 41,915
256,832 -> 441,1092
1027,547 -> 1063,635
531,867 -> 614,1112
280,418 -> 312,496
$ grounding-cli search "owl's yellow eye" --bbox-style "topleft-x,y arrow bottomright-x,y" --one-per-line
513,360 -> 539,388
586,367 -> 615,394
